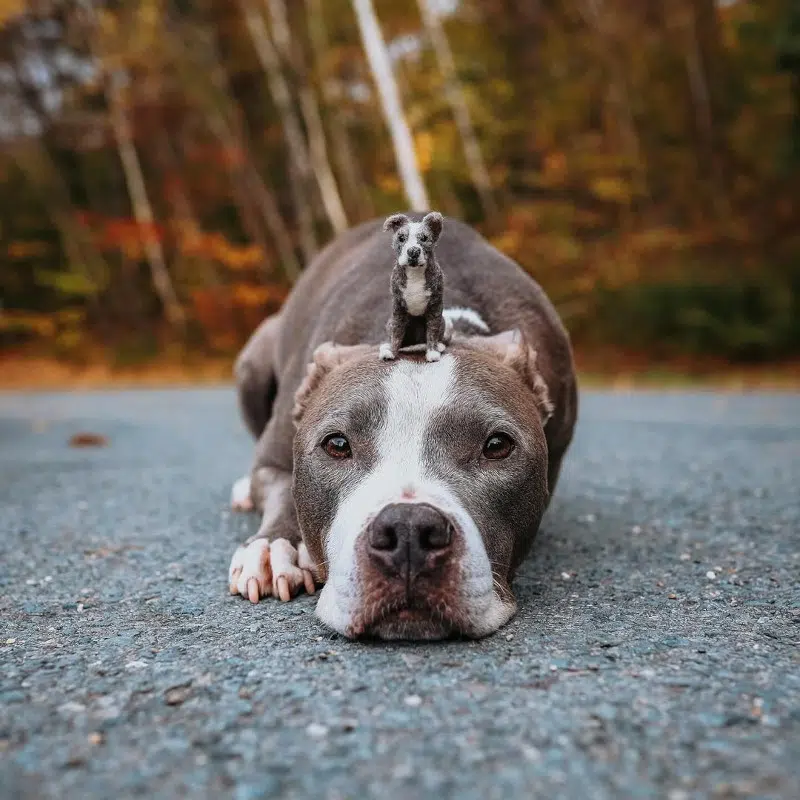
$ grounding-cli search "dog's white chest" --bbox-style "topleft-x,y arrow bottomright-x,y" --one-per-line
402,270 -> 430,316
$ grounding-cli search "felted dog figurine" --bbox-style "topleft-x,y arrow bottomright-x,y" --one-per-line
379,211 -> 449,362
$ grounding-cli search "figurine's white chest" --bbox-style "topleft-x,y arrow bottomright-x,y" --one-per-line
402,269 -> 430,316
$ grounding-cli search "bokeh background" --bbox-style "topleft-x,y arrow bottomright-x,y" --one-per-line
1,0 -> 798,380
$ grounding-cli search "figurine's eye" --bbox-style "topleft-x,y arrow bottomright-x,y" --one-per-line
397,234 -> 407,243
418,234 -> 428,243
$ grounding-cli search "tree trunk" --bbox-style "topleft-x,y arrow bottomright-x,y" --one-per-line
166,25 -> 301,281
240,0 -> 318,261
208,110 -> 302,284
579,0 -> 647,202
105,70 -> 186,330
416,0 -> 497,221
351,0 -> 430,211
305,0 -> 374,219
266,0 -> 349,234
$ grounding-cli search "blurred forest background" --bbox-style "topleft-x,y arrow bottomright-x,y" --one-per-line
1,0 -> 799,376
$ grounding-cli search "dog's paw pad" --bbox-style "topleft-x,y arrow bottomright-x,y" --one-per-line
270,539 -> 316,601
229,539 -> 271,602
230,475 -> 254,511
425,349 -> 441,362
379,343 -> 396,361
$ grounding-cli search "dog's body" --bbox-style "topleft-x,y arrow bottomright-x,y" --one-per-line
229,214 -> 578,639
380,212 -> 448,362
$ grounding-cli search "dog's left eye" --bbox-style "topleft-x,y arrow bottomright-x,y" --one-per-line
418,234 -> 427,243
322,433 -> 352,459
483,433 -> 515,460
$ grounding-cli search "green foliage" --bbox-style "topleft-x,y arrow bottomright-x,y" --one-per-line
594,267 -> 800,362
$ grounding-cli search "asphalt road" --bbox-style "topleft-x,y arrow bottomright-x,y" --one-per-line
1,388 -> 798,800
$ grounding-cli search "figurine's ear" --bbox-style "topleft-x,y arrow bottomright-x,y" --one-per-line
422,211 -> 443,241
383,213 -> 410,233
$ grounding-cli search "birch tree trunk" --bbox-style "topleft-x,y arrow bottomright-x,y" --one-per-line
106,70 -> 186,329
416,0 -> 497,220
351,0 -> 430,211
266,0 -> 349,233
240,0 -> 318,260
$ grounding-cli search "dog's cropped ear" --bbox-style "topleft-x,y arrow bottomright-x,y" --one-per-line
293,342 -> 371,426
383,213 -> 410,233
422,211 -> 443,242
465,330 -> 553,423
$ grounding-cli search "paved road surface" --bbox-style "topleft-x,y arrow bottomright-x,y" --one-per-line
1,389 -> 798,799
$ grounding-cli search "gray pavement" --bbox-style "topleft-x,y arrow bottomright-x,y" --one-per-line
1,388 -> 798,799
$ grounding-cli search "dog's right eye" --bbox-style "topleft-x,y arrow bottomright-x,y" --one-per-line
322,433 -> 352,459
397,234 -> 407,243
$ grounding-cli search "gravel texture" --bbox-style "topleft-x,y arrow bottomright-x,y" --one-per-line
1,388 -> 798,799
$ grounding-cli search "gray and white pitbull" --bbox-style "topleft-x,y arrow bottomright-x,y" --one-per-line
228,214 -> 578,640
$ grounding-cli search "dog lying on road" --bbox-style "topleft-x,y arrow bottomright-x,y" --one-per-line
228,214 -> 578,640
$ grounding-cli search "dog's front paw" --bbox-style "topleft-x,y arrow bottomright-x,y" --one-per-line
230,475 -> 254,511
379,343 -> 396,361
270,539 -> 316,601
229,539 -> 271,602
228,539 -> 316,603
425,349 -> 441,362
436,341 -> 446,353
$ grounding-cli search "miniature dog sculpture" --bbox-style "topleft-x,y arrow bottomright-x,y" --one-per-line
379,211 -> 448,362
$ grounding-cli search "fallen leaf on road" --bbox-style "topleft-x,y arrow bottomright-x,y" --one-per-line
69,432 -> 109,448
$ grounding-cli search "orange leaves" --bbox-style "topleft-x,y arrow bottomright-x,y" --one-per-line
81,213 -> 265,273
179,230 -> 264,271
189,283 -> 287,352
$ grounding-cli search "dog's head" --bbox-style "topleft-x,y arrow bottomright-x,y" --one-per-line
292,333 -> 554,640
383,212 -> 443,268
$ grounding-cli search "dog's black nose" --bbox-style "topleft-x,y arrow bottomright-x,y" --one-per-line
406,246 -> 421,262
367,503 -> 453,582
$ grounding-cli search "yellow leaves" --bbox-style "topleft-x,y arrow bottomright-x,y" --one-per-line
415,131 -> 435,172
231,284 -> 272,307
0,0 -> 25,26
590,176 -> 633,204
180,231 -> 263,271
490,229 -> 522,256
377,173 -> 401,194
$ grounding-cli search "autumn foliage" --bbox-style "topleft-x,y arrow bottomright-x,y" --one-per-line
1,0 -> 798,365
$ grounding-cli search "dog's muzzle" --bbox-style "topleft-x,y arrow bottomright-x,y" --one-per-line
366,502 -> 454,589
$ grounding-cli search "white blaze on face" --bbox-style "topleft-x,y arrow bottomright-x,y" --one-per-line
314,355 -> 515,638
397,221 -> 429,267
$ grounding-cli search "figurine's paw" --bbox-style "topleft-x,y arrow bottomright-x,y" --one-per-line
230,475 -> 254,511
379,343 -> 396,361
436,341 -> 446,353
425,349 -> 441,362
